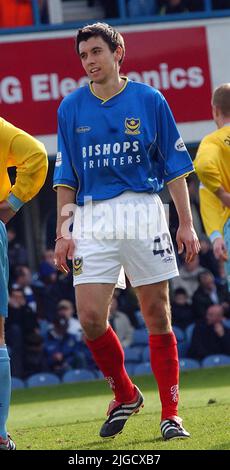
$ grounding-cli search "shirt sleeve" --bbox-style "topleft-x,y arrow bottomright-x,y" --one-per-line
155,92 -> 194,183
53,106 -> 78,192
194,139 -> 222,193
2,120 -> 48,211
199,184 -> 224,238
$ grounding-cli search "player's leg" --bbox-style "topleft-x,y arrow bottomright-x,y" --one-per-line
135,281 -> 189,440
0,222 -> 15,450
121,193 -> 189,439
76,283 -> 143,438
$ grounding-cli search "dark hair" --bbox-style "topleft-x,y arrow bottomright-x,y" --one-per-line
75,22 -> 125,66
212,83 -> 230,117
174,287 -> 188,297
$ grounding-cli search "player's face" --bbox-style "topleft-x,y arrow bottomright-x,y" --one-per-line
79,36 -> 121,84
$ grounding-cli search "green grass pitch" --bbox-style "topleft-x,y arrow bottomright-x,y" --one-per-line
9,367 -> 230,450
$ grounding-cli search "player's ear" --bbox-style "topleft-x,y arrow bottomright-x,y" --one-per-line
114,45 -> 123,64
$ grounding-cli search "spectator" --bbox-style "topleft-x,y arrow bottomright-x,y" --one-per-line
160,0 -> 188,14
7,226 -> 28,268
44,316 -> 80,377
5,287 -> 39,378
13,265 -> 37,312
192,270 -> 229,320
109,297 -> 134,348
188,304 -> 230,360
39,249 -> 58,285
171,254 -> 205,301
199,234 -> 220,279
57,299 -> 82,340
171,288 -> 195,329
97,1 -> 119,17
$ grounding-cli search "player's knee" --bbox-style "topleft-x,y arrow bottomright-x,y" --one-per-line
143,297 -> 171,332
78,308 -> 106,337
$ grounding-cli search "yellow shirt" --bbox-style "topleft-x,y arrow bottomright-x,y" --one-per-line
0,117 -> 48,211
194,125 -> 230,238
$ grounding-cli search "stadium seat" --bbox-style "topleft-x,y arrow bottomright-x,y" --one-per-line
94,370 -> 104,379
173,326 -> 185,342
124,346 -> 142,362
142,346 -> 150,362
132,328 -> 148,346
201,354 -> 230,368
133,362 -> 152,375
26,373 -> 60,387
124,362 -> 135,376
179,358 -> 200,370
11,377 -> 25,390
62,369 -> 96,383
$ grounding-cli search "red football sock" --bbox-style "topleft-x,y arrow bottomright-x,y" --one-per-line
149,332 -> 179,421
85,326 -> 135,402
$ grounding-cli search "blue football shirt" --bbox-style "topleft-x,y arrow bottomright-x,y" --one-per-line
53,78 -> 193,205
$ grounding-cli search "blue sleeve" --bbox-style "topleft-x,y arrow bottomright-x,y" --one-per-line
155,92 -> 194,183
53,106 -> 78,191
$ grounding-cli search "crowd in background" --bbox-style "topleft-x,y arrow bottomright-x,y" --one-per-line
5,174 -> 230,379
0,0 -> 230,28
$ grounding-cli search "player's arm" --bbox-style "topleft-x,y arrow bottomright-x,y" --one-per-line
0,119 -> 48,223
194,140 -> 228,260
215,186 -> 230,208
168,177 -> 200,263
54,186 -> 76,274
199,185 -> 228,261
154,91 -> 200,262
53,105 -> 78,274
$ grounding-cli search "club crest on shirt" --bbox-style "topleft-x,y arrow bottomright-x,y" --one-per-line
73,256 -> 83,275
125,118 -> 141,135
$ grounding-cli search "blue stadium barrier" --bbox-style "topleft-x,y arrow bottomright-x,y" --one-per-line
62,369 -> 96,383
179,358 -> 200,370
124,346 -> 143,362
133,362 -> 152,375
132,328 -> 148,346
11,377 -> 25,390
26,373 -> 60,387
201,354 -> 230,368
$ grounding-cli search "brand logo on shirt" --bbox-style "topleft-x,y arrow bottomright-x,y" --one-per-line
125,118 -> 141,135
76,126 -> 91,133
175,137 -> 186,152
73,256 -> 83,275
55,152 -> 62,167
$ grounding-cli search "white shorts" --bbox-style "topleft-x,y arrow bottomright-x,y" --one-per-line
73,191 -> 179,288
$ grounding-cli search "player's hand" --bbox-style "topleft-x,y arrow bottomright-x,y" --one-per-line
176,224 -> 200,263
54,238 -> 75,274
0,200 -> 16,224
213,237 -> 228,261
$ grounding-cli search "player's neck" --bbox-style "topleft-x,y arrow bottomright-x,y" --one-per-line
92,76 -> 125,100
